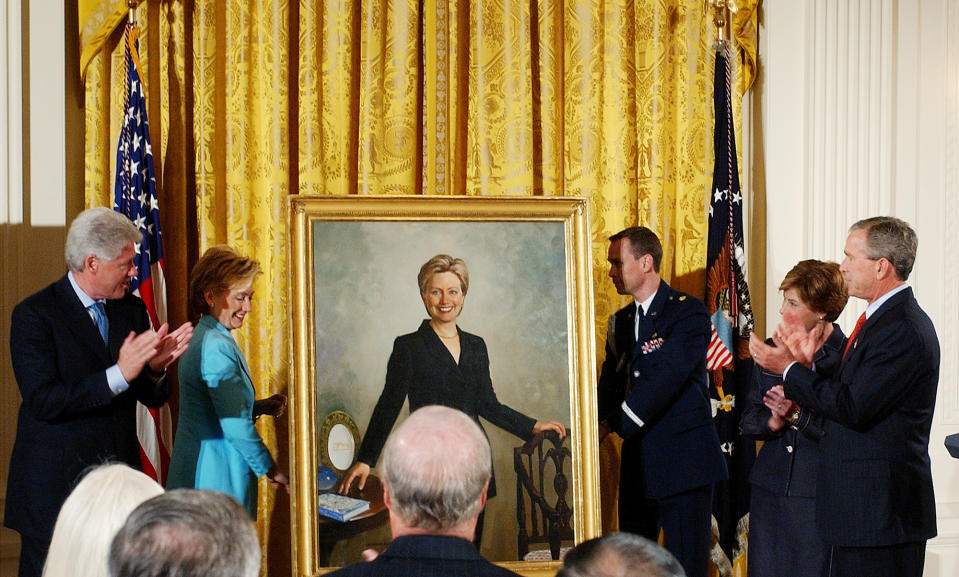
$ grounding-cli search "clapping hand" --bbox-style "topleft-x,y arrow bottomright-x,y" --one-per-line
773,317 -> 828,368
748,332 -> 795,375
763,385 -> 796,431
148,322 -> 194,372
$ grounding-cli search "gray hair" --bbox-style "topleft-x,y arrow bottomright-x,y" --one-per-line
108,489 -> 260,577
850,216 -> 918,281
65,207 -> 141,271
382,405 -> 491,531
558,532 -> 686,577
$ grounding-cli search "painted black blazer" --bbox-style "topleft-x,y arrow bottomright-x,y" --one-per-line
5,275 -> 169,540
784,287 -> 939,547
597,280 -> 727,499
740,327 -> 844,497
356,320 -> 536,497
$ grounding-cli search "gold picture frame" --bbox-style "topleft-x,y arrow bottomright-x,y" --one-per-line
289,195 -> 601,576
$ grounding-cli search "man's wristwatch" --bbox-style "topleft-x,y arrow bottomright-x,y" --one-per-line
787,407 -> 801,425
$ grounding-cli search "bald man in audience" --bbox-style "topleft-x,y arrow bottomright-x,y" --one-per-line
327,405 -> 521,577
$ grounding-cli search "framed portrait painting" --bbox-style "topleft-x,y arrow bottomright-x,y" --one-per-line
289,196 -> 601,576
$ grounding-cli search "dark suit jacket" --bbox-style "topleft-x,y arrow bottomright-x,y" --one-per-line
4,275 -> 169,540
784,287 -> 939,547
326,534 -> 522,577
356,320 -> 536,497
597,280 -> 727,499
740,327 -> 843,497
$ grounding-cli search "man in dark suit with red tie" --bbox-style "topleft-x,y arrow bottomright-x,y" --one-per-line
597,226 -> 728,577
750,216 -> 939,577
4,207 -> 193,577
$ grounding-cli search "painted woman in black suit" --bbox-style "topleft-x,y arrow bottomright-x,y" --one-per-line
740,260 -> 847,577
338,254 -> 566,542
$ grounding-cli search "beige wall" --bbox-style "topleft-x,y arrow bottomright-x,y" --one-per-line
1,2 -> 84,574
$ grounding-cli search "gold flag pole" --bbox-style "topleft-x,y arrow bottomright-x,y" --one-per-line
128,0 -> 137,24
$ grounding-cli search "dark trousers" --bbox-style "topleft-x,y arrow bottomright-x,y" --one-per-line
828,541 -> 926,577
619,483 -> 714,577
16,533 -> 49,577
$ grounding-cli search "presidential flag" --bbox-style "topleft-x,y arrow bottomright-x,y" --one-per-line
705,42 -> 755,576
114,20 -> 172,484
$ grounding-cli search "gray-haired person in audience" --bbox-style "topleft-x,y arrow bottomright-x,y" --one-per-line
328,405 -> 521,577
108,489 -> 260,577
42,464 -> 163,577
558,532 -> 686,577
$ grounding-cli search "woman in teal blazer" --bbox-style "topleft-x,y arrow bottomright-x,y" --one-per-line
167,246 -> 288,518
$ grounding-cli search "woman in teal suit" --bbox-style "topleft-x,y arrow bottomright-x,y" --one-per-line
167,246 -> 288,517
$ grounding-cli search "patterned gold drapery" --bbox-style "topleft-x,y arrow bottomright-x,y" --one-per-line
82,1 -> 757,575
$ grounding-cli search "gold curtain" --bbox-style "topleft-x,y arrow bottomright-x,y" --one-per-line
82,1 -> 757,575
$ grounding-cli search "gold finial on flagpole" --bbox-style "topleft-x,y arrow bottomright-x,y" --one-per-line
128,0 -> 137,24
705,0 -> 735,43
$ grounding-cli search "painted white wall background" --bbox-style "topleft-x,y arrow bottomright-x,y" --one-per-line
760,1 -> 959,574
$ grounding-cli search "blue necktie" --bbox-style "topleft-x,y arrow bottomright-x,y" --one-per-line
90,301 -> 109,344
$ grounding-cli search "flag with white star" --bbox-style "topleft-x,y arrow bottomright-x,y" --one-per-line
706,42 -> 755,576
113,21 -> 171,485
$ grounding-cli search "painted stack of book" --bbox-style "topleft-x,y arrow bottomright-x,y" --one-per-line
317,492 -> 370,522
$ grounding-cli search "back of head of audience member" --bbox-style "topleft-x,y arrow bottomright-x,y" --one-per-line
557,532 -> 687,577
108,489 -> 260,577
381,405 -> 492,540
42,463 -> 164,577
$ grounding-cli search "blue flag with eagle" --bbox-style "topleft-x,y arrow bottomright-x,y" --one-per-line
705,43 -> 755,576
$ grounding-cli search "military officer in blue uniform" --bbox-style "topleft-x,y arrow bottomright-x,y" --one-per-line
597,226 -> 728,577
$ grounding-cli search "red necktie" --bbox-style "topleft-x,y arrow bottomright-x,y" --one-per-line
843,312 -> 867,358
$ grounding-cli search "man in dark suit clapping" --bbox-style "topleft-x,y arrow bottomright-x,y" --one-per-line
597,227 -> 727,577
750,216 -> 939,577
5,207 -> 193,577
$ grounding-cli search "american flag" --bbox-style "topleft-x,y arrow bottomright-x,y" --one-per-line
114,21 -> 172,484
707,323 -> 733,370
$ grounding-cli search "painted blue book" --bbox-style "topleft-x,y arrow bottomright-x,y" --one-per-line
317,492 -> 370,522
